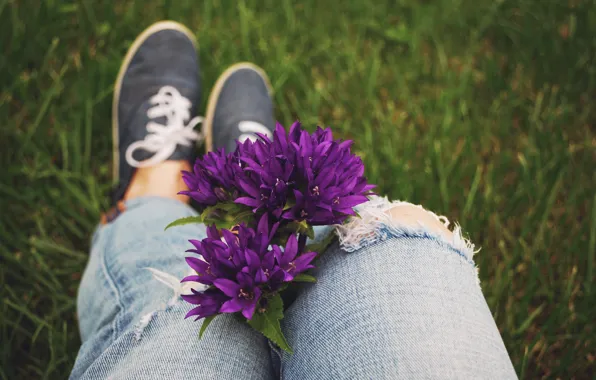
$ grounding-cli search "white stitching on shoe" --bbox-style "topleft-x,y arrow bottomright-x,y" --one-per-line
238,120 -> 272,143
125,86 -> 203,168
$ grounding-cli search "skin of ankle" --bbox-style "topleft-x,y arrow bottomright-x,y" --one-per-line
124,161 -> 192,203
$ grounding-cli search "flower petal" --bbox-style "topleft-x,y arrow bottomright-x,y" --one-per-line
184,306 -> 204,319
338,195 -> 369,208
238,178 -> 261,198
235,197 -> 261,208
186,257 -> 208,273
269,222 -> 280,242
294,251 -> 317,272
213,279 -> 240,297
242,288 -> 261,320
257,213 -> 269,236
220,298 -> 243,314
181,275 -> 202,283
282,270 -> 294,282
221,229 -> 238,249
236,271 -> 254,287
272,245 -> 285,266
181,293 -> 202,305
284,234 -> 299,262
255,269 -> 268,284
244,249 -> 260,270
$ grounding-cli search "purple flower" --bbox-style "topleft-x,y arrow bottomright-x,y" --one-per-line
214,272 -> 262,319
282,133 -> 374,224
181,215 -> 315,320
181,288 -> 228,320
234,121 -> 374,224
178,120 -> 373,326
179,120 -> 373,224
178,148 -> 241,208
273,234 -> 316,281
235,154 -> 295,218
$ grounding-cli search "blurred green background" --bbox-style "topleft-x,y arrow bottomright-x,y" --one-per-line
1,0 -> 595,378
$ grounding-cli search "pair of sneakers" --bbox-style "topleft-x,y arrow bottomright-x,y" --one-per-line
111,21 -> 275,204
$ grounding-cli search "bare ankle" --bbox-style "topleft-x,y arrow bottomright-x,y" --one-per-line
124,161 -> 192,203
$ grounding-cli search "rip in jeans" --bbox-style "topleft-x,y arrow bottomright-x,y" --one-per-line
335,196 -> 478,268
134,268 -> 207,340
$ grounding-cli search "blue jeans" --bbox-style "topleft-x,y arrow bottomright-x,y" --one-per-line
70,197 -> 517,379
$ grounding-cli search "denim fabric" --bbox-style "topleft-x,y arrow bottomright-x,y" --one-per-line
71,197 -> 517,379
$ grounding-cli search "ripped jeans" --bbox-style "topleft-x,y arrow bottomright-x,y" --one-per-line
70,196 -> 517,379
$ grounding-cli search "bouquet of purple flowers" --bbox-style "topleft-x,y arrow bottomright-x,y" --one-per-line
167,121 -> 374,352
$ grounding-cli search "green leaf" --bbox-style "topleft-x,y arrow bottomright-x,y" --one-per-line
202,216 -> 233,229
231,210 -> 256,225
284,199 -> 296,210
217,202 -> 248,212
201,203 -> 254,229
305,226 -> 315,239
293,273 -> 317,283
199,315 -> 216,339
297,220 -> 311,234
164,216 -> 203,230
287,220 -> 315,239
274,234 -> 289,247
248,294 -> 293,353
200,205 -> 223,222
305,230 -> 337,256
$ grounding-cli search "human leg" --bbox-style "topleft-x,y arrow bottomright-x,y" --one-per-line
72,197 -> 274,379
71,21 -> 277,379
278,197 -> 517,379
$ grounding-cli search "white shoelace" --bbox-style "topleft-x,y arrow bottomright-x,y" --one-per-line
125,86 -> 203,168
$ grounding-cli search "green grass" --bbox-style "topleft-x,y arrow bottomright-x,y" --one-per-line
1,0 -> 595,378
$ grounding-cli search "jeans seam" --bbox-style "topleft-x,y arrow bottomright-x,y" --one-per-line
392,233 -> 475,265
268,339 -> 283,379
340,227 -> 477,267
97,224 -> 125,342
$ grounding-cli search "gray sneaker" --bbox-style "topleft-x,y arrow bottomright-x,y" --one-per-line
111,21 -> 201,204
203,63 -> 275,153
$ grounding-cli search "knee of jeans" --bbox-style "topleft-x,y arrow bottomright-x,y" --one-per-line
335,196 -> 478,264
